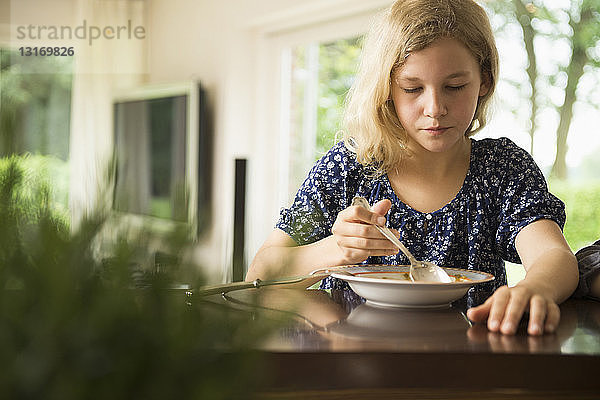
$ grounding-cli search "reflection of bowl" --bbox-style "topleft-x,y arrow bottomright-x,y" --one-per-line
331,265 -> 494,308
326,302 -> 470,340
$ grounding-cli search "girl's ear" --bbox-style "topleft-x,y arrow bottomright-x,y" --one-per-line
479,72 -> 491,97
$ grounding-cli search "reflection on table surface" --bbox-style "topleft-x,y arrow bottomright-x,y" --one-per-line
200,286 -> 600,355
195,287 -> 600,397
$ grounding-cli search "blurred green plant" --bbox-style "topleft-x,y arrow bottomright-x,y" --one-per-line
550,180 -> 600,252
0,153 -> 69,225
0,155 -> 272,399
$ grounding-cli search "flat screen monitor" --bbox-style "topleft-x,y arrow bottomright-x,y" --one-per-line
112,82 -> 210,238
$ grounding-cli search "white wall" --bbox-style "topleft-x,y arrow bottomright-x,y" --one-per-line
146,0 -> 303,282
146,0 -> 390,283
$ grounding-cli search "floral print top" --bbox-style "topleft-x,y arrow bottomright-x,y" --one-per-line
276,138 -> 566,306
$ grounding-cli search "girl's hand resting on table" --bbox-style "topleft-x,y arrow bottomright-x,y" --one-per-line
329,199 -> 400,265
467,220 -> 577,336
466,283 -> 560,336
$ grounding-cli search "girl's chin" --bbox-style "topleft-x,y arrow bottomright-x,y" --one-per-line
411,137 -> 469,154
417,136 -> 458,150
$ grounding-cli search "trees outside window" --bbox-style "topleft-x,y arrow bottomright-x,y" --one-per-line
484,0 -> 600,181
286,37 -> 362,203
0,48 -> 72,221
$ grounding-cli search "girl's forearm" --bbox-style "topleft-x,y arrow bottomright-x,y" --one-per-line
246,236 -> 341,281
519,247 -> 578,303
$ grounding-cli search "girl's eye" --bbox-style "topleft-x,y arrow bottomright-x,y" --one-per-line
402,87 -> 421,94
448,84 -> 467,91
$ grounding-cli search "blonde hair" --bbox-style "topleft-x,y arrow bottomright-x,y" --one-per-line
343,0 -> 498,175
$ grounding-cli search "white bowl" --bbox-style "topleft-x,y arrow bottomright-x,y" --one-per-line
330,265 -> 494,309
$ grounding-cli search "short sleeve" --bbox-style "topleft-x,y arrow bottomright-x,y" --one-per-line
276,143 -> 353,245
495,139 -> 566,263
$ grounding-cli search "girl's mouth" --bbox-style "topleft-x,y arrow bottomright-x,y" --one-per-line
423,126 -> 449,135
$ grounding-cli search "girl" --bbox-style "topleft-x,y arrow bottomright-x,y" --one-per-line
247,0 -> 578,336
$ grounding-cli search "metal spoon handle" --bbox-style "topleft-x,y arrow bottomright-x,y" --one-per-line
351,196 -> 418,264
373,224 -> 418,264
195,273 -> 331,296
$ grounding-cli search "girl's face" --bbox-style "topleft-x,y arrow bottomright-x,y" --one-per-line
391,37 -> 489,154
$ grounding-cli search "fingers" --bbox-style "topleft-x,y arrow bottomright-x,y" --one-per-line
332,221 -> 398,252
466,297 -> 492,323
486,286 -> 511,333
332,219 -> 388,239
335,234 -> 399,255
340,200 -> 389,226
372,199 -> 392,216
527,295 -> 547,335
544,302 -> 560,334
526,296 -> 559,335
467,285 -> 561,336
498,287 -> 529,335
330,199 -> 400,264
331,232 -> 398,264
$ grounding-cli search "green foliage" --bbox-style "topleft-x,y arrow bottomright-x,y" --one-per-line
549,180 -> 600,251
0,48 -> 72,160
486,0 -> 600,180
0,153 -> 69,225
0,156 -> 273,399
316,37 -> 362,157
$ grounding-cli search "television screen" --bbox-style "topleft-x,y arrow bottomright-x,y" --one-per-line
114,95 -> 188,221
112,82 -> 210,237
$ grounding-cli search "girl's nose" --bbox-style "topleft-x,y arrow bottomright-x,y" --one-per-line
423,90 -> 448,118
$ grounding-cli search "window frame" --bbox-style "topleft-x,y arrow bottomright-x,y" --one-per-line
247,2 -> 390,260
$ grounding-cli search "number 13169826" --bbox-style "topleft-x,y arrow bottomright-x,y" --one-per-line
19,47 -> 74,56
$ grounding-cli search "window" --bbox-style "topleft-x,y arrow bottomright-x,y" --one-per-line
246,6 -> 377,262
283,36 -> 362,203
0,48 -> 72,220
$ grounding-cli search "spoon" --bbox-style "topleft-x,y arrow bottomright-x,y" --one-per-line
351,196 -> 452,283
194,267 -> 354,296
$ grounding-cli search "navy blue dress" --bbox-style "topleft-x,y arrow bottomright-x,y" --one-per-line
276,138 -> 566,306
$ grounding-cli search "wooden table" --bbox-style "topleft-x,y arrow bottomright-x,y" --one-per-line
200,287 -> 600,399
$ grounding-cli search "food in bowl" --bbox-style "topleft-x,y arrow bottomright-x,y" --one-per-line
355,271 -> 471,282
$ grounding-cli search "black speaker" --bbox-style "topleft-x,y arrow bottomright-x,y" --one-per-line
232,158 -> 247,282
